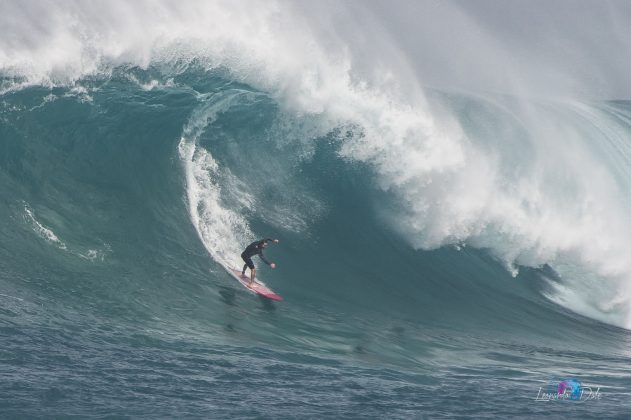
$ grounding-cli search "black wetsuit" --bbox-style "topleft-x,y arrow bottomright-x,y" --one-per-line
241,238 -> 274,272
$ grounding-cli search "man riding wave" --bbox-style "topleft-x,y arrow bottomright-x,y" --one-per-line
241,238 -> 279,288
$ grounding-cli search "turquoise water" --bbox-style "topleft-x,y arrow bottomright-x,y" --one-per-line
1,66 -> 631,418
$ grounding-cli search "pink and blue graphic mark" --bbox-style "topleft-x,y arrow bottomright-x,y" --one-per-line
553,379 -> 582,400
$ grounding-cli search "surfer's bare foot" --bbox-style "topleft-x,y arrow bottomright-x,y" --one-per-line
248,282 -> 257,288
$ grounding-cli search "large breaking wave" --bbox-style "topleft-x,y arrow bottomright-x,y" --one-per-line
2,0 -> 631,332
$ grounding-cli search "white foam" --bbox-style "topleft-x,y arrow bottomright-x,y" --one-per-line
23,204 -> 67,250
22,203 -> 111,262
64,86 -> 93,103
78,249 -> 106,262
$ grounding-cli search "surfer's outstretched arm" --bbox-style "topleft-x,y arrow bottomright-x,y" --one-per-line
259,253 -> 272,266
258,250 -> 276,269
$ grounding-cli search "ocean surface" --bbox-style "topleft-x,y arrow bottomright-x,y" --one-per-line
2,1 -> 631,418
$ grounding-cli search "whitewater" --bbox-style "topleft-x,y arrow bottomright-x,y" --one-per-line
1,0 -> 630,417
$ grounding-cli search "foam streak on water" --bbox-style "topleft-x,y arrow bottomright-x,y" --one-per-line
23,203 -> 67,250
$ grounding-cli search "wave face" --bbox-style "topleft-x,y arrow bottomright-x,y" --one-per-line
2,1 -> 631,417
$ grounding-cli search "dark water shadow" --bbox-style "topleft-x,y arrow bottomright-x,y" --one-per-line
258,295 -> 276,312
219,286 -> 237,306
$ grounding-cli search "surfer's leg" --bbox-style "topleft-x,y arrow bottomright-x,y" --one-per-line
241,253 -> 254,277
250,268 -> 256,287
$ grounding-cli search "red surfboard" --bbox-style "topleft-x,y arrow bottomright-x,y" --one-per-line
228,268 -> 283,301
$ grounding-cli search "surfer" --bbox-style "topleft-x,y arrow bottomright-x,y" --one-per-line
241,238 -> 279,287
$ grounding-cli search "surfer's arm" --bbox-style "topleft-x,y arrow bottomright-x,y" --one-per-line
263,238 -> 279,243
259,252 -> 272,266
